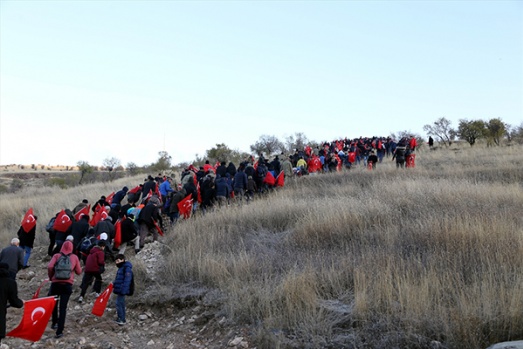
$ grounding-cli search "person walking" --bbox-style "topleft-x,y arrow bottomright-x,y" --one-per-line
78,240 -> 106,303
47,240 -> 82,338
0,262 -> 24,345
0,238 -> 24,280
17,216 -> 37,269
113,254 -> 133,326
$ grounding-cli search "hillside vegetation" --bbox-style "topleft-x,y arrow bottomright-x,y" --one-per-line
1,144 -> 522,349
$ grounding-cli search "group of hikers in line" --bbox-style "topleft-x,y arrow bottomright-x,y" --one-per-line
0,135 -> 419,343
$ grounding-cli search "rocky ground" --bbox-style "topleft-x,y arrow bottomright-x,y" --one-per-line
2,241 -> 254,349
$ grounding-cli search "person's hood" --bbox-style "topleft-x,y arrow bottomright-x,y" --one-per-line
60,240 -> 74,255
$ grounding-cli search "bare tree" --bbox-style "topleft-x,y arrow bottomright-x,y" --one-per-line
250,135 -> 285,157
423,117 -> 456,147
77,160 -> 93,184
285,132 -> 309,153
102,157 -> 121,181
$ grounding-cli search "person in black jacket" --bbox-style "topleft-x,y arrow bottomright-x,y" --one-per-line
0,262 -> 24,344
17,216 -> 37,268
137,201 -> 161,249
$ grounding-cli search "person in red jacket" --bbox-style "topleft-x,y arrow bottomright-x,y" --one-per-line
47,240 -> 82,338
78,240 -> 106,303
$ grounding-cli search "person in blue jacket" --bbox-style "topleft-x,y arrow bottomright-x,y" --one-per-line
113,254 -> 133,326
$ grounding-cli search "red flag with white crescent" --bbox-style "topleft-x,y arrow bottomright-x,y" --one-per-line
91,283 -> 113,317
53,209 -> 72,232
74,205 -> 90,222
21,208 -> 37,233
7,296 -> 57,342
177,194 -> 193,219
106,192 -> 115,205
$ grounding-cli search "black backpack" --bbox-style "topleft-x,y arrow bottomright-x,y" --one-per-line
79,235 -> 97,254
46,217 -> 56,233
54,253 -> 72,280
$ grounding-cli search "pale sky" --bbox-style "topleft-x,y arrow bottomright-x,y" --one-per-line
1,0 -> 522,166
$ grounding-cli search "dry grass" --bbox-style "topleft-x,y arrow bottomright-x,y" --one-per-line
1,144 -> 522,348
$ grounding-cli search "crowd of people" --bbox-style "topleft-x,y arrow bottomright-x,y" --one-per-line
0,135 -> 419,343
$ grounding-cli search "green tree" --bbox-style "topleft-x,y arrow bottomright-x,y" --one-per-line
457,119 -> 486,146
206,143 -> 234,163
485,118 -> 506,146
423,117 -> 456,147
250,135 -> 285,157
77,161 -> 93,184
151,151 -> 172,173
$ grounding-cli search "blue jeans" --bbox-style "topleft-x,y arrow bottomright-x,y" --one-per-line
20,245 -> 32,266
116,294 -> 126,322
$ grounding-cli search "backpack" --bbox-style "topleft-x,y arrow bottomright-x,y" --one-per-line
54,253 -> 72,280
79,235 -> 97,254
46,217 -> 56,233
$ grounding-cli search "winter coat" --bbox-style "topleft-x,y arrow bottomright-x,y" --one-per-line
47,241 -> 82,284
84,245 -> 105,273
226,163 -> 237,178
70,217 -> 91,249
139,203 -> 160,228
17,225 -> 36,248
214,176 -> 229,198
0,266 -> 23,339
93,219 -> 115,242
233,171 -> 248,190
120,218 -> 138,243
142,179 -> 157,197
169,189 -> 187,214
0,245 -> 24,275
113,261 -> 133,295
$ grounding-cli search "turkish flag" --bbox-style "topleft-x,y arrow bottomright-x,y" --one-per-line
7,296 -> 57,342
128,185 -> 141,194
153,220 -> 164,236
74,205 -> 90,222
91,283 -> 113,317
90,205 -> 105,227
263,171 -> 275,186
177,194 -> 193,219
106,192 -> 115,205
275,171 -> 285,187
53,210 -> 73,232
21,208 -> 37,233
114,219 -> 122,248
32,279 -> 50,299
144,189 -> 153,203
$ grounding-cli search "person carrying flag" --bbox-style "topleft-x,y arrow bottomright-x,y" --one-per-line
0,238 -> 24,280
0,262 -> 24,345
17,215 -> 37,269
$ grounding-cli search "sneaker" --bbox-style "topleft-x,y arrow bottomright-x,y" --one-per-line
115,319 -> 126,326
54,333 -> 63,339
22,265 -> 30,269
51,323 -> 58,330
134,249 -> 141,254
78,296 -> 83,303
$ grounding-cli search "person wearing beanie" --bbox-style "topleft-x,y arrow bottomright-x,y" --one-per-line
0,262 -> 24,344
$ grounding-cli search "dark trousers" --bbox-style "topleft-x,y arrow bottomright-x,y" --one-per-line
47,231 -> 56,256
80,272 -> 102,296
48,282 -> 72,335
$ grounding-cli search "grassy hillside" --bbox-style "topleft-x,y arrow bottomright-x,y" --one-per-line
1,144 -> 522,349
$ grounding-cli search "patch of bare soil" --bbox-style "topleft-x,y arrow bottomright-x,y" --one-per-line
3,242 -> 254,349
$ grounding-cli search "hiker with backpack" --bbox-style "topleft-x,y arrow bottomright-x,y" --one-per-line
47,240 -> 82,339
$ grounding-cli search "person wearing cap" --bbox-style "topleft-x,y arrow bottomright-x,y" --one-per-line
0,238 -> 24,280
17,215 -> 38,269
78,240 -> 106,303
0,262 -> 24,344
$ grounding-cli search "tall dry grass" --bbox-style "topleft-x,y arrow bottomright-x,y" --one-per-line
1,145 -> 522,348
159,144 -> 523,349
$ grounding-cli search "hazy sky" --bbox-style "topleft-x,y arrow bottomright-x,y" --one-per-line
1,1 -> 522,166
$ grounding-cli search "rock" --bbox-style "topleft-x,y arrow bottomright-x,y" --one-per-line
78,337 -> 86,345
139,314 -> 149,320
486,341 -> 523,349
147,340 -> 155,346
229,336 -> 244,346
